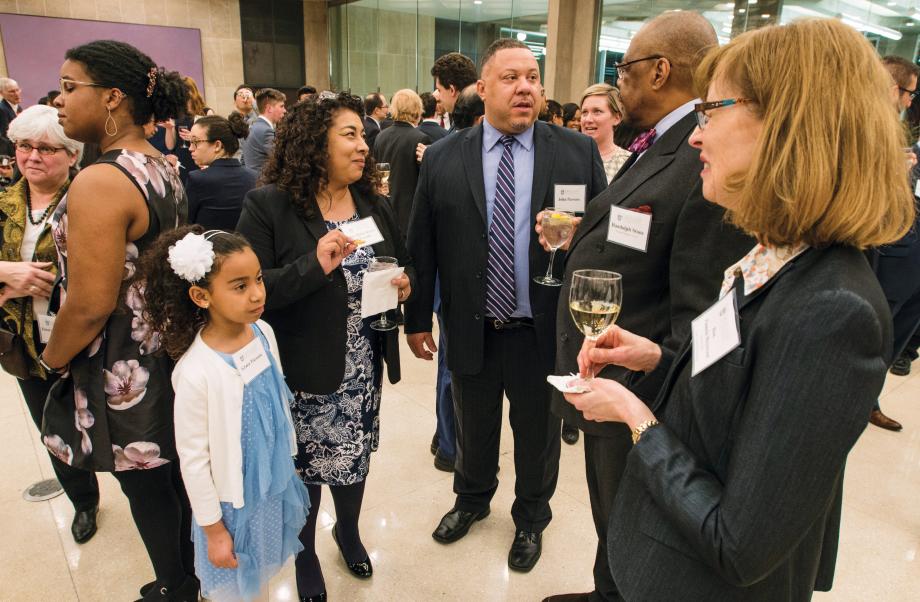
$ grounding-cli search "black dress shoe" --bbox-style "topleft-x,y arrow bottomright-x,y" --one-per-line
300,592 -> 327,602
332,523 -> 372,578
542,594 -> 592,602
71,505 -> 98,544
430,433 -> 438,455
432,507 -> 490,543
433,449 -> 455,472
561,422 -> 580,445
508,529 -> 542,572
135,575 -> 199,601
890,355 -> 912,376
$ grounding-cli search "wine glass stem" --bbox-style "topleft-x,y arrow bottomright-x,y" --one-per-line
544,249 -> 558,280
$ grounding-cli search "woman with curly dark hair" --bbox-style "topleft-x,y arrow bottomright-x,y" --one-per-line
236,92 -> 414,601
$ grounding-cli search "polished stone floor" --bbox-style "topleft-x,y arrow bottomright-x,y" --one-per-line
1,333 -> 918,601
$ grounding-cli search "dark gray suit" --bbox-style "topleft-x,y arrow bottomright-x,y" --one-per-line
241,116 -> 274,174
406,120 -> 606,531
610,246 -> 889,601
555,111 -> 754,600
373,121 -> 430,237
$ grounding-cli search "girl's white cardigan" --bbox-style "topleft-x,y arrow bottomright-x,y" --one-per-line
172,320 -> 297,526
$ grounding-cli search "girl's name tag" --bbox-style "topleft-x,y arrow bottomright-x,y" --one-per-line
232,337 -> 271,384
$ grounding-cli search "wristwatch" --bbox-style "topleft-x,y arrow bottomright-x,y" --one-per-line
631,419 -> 660,445
39,355 -> 68,374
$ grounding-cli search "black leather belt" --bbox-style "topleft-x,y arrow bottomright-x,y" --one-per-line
486,317 -> 534,331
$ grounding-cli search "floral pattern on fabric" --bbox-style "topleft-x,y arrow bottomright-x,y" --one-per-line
104,360 -> 150,410
720,243 -> 809,298
113,442 -> 169,470
291,214 -> 382,486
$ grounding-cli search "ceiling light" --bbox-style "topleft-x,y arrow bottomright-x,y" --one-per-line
474,0 -> 482,4
761,13 -> 770,18
749,0 -> 758,4
516,32 -> 527,41
738,8 -> 746,14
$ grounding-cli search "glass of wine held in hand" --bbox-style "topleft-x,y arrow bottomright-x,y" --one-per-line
534,208 -> 576,286
569,269 -> 622,380
368,256 -> 399,331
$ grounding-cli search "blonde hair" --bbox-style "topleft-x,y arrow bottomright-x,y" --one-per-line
696,18 -> 914,249
391,89 -> 423,123
183,76 -> 207,117
580,83 -> 623,117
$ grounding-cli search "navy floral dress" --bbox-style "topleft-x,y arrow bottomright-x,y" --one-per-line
290,214 -> 383,486
42,149 -> 186,472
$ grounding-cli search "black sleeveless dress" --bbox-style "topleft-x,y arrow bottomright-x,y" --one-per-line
42,149 -> 186,472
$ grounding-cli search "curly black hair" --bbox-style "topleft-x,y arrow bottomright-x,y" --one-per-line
261,92 -> 378,219
65,40 -> 188,125
132,225 -> 252,359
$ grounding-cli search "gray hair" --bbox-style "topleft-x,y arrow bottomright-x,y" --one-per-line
7,105 -> 84,163
0,77 -> 17,93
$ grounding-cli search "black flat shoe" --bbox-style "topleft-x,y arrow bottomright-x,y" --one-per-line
432,507 -> 490,543
890,355 -> 912,376
71,505 -> 98,544
135,575 -> 200,601
300,593 -> 327,602
561,423 -> 580,445
508,529 -> 542,572
332,523 -> 372,579
433,450 -> 455,472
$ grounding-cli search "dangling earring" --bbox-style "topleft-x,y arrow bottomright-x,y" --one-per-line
105,108 -> 118,137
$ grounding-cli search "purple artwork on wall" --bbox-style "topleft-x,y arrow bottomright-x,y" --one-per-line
0,13 -> 204,108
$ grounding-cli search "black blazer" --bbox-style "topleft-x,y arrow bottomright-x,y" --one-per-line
236,184 -> 415,393
373,121 -> 431,236
187,158 -> 257,231
0,99 -> 19,143
363,116 -> 381,150
418,121 -> 448,142
553,112 -> 755,436
405,120 -> 607,375
609,246 -> 890,601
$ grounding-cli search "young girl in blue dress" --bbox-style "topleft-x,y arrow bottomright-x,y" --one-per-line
134,225 -> 309,601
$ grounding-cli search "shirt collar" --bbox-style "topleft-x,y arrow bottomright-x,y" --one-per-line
651,98 -> 698,141
720,242 -> 809,298
258,114 -> 274,129
483,117 -> 534,152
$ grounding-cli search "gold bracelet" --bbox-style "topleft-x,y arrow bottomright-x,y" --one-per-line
631,419 -> 660,445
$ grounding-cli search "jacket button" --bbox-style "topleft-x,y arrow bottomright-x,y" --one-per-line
476,271 -> 482,279
474,313 -> 481,320
561,333 -> 569,342
481,233 -> 487,240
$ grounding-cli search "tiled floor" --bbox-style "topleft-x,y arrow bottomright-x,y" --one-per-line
1,333 -> 918,601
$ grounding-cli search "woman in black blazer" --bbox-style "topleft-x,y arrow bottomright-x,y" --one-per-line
561,19 -> 914,601
236,93 -> 413,602
187,114 -> 256,230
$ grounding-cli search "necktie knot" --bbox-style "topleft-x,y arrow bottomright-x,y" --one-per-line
499,135 -> 515,149
628,128 -> 657,154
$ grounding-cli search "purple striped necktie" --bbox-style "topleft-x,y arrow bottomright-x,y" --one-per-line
628,128 -> 657,153
485,135 -> 517,321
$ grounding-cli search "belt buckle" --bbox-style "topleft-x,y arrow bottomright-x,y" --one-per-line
493,319 -> 504,330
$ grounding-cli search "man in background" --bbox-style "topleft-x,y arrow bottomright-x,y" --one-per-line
241,87 -> 286,173
419,92 -> 448,142
363,93 -> 390,149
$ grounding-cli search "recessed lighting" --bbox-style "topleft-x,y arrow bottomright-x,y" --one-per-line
516,31 -> 527,41
749,0 -> 758,4
474,0 -> 482,4
739,8 -> 746,14
761,13 -> 770,18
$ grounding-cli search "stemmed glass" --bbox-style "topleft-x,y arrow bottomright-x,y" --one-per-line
534,208 -> 575,286
568,270 -> 622,379
368,256 -> 399,331
178,125 -> 191,149
376,162 -> 390,190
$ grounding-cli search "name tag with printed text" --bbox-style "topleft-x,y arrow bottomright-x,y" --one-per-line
554,184 -> 586,213
691,293 -> 741,376
607,206 -> 652,252
233,337 -> 271,384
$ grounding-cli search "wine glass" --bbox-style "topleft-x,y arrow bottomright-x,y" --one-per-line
368,256 -> 399,331
534,208 -> 575,286
178,125 -> 191,149
376,162 -> 390,189
568,270 -> 622,379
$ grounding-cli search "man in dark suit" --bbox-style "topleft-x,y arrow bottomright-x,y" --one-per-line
241,88 -> 286,173
542,12 -> 754,602
363,93 -> 389,149
405,38 -> 606,573
0,77 -> 23,146
418,92 -> 447,142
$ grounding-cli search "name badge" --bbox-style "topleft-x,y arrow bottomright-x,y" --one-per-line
338,216 -> 385,248
554,184 -> 586,214
690,292 -> 741,377
607,206 -> 652,252
37,314 -> 56,344
232,337 -> 271,385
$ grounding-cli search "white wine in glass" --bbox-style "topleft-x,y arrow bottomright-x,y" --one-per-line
569,270 -> 623,379
534,208 -> 575,287
376,162 -> 391,187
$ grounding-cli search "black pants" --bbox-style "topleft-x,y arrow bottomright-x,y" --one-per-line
584,431 -> 632,602
18,375 -> 99,512
450,325 -> 560,532
112,462 -> 195,589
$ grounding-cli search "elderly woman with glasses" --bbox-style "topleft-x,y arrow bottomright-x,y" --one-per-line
0,105 -> 102,544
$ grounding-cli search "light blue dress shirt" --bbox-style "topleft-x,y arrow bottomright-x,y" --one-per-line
482,118 -> 534,319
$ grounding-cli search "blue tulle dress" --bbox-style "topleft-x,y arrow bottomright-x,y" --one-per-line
192,325 -> 310,601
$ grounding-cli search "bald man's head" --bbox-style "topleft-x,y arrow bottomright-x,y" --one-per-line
632,11 -> 717,93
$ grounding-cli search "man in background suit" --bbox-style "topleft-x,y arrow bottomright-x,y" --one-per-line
0,77 -> 23,149
232,85 -> 258,125
406,38 -> 606,573
241,87 -> 286,173
363,93 -> 389,149
542,12 -> 754,602
418,92 -> 448,142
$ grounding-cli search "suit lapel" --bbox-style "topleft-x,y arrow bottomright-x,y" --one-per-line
529,122 -> 556,220
352,187 -> 389,258
460,125 -> 488,225
298,191 -> 330,243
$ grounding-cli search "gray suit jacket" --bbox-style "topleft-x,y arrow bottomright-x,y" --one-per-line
609,245 -> 890,601
241,117 -> 274,174
553,112 -> 755,437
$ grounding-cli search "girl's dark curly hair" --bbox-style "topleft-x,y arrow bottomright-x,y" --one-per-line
132,225 -> 251,359
65,40 -> 188,125
261,92 -> 378,219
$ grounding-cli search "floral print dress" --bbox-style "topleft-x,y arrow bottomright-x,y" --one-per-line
42,149 -> 186,472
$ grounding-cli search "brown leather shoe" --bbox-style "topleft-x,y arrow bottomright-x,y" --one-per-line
869,409 -> 902,431
542,594 -> 592,602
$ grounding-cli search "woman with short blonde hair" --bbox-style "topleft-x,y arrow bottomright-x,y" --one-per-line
580,82 -> 631,182
561,19 -> 913,600
390,88 -> 424,125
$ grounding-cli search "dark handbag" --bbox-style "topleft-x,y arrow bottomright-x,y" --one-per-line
0,301 -> 31,379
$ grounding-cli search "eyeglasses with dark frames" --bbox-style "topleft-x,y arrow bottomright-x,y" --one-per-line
15,142 -> 66,156
899,86 -> 918,101
693,98 -> 754,129
614,55 -> 665,78
187,138 -> 213,148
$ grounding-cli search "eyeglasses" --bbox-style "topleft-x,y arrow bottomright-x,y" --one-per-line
188,138 -> 212,148
900,86 -> 918,101
614,55 -> 665,78
59,77 -> 107,95
693,98 -> 754,129
15,142 -> 66,156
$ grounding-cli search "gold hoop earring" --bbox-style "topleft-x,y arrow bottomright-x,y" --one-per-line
105,109 -> 118,137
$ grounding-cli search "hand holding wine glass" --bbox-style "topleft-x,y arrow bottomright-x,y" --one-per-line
568,269 -> 622,379
368,256 -> 399,331
534,208 -> 576,286
577,325 -> 662,378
